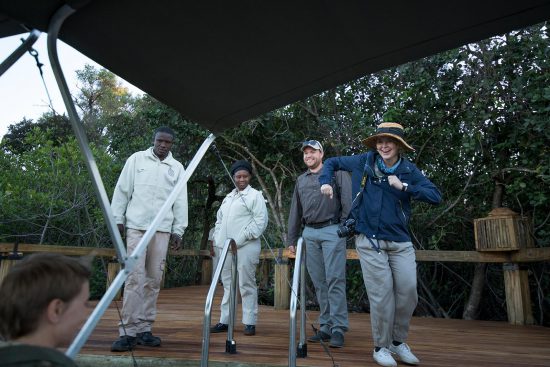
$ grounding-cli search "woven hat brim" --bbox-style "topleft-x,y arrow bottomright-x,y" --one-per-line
362,133 -> 415,152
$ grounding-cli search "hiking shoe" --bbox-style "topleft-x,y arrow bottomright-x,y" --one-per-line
329,331 -> 344,348
307,330 -> 331,343
137,331 -> 161,347
210,323 -> 228,333
389,342 -> 420,365
111,335 -> 137,352
244,324 -> 256,336
373,347 -> 397,367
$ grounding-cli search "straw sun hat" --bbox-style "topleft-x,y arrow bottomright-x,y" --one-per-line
361,122 -> 414,152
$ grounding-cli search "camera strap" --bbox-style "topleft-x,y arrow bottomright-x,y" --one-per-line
353,160 -> 381,253
348,161 -> 369,216
331,172 -> 342,223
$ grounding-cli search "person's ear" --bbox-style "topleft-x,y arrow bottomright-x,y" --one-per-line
46,299 -> 65,324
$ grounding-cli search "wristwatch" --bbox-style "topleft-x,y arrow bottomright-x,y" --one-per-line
401,183 -> 409,192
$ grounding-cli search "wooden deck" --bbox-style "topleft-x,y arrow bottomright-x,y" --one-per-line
78,285 -> 550,367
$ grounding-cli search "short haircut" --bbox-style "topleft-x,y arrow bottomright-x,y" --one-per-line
0,253 -> 91,340
153,126 -> 175,141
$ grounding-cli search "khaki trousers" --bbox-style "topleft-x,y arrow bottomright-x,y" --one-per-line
119,228 -> 170,336
355,234 -> 417,348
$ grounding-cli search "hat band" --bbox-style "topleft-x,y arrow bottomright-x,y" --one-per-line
376,126 -> 404,137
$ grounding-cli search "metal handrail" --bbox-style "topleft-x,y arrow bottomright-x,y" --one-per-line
201,238 -> 238,367
289,237 -> 307,366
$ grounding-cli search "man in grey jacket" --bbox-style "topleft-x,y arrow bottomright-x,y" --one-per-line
110,126 -> 188,352
287,140 -> 352,348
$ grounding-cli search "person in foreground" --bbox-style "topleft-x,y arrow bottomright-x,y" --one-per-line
0,253 -> 92,367
319,122 -> 442,367
287,139 -> 351,348
110,126 -> 188,351
210,160 -> 268,336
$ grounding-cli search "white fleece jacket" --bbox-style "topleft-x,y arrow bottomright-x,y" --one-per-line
213,185 -> 268,248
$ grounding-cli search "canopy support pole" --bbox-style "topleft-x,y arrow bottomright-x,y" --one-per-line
44,3 -> 217,359
46,4 -> 126,263
0,29 -> 40,77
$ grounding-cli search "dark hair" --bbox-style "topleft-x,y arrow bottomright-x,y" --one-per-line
153,126 -> 175,141
0,253 -> 91,340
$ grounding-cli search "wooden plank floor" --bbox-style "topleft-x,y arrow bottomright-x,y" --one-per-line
79,285 -> 550,367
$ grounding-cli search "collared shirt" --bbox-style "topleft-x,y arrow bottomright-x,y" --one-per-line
287,169 -> 352,246
111,147 -> 188,236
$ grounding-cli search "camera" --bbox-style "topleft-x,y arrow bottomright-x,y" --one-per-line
337,218 -> 356,238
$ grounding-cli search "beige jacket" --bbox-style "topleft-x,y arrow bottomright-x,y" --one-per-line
111,147 -> 188,236
214,185 -> 268,248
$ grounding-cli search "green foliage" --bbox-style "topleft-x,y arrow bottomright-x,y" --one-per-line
0,128 -> 117,246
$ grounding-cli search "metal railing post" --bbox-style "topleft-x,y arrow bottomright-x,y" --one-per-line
226,244 -> 238,354
201,238 -> 237,367
289,237 -> 306,366
299,242 -> 307,354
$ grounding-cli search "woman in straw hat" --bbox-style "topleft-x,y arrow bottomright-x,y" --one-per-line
319,122 -> 441,367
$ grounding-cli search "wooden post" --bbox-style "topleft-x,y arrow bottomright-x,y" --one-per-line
106,261 -> 122,301
503,263 -> 534,325
258,259 -> 270,289
201,257 -> 213,285
0,258 -> 16,285
0,253 -> 23,286
274,258 -> 290,310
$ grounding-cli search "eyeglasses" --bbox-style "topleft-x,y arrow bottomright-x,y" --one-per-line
301,139 -> 323,151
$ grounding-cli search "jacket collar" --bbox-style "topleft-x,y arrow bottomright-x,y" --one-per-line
229,185 -> 253,197
146,147 -> 175,165
366,151 -> 413,176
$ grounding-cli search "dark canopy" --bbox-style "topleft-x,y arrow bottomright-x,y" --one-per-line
1,1 -> 550,132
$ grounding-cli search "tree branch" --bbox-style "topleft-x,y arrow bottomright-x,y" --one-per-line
427,166 -> 477,227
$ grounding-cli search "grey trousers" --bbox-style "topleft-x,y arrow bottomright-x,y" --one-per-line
119,229 -> 170,336
215,242 -> 261,326
302,224 -> 349,334
355,234 -> 418,348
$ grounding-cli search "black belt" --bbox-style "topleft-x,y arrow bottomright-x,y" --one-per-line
305,219 -> 339,229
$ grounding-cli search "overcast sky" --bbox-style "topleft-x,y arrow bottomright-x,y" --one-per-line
0,32 -> 142,138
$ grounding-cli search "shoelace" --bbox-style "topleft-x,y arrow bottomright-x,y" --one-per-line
395,343 -> 411,353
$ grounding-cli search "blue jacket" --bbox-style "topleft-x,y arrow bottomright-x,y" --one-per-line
319,151 -> 441,242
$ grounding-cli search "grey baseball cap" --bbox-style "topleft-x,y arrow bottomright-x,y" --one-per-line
301,139 -> 323,152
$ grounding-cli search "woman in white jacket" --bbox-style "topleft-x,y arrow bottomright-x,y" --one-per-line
210,160 -> 268,336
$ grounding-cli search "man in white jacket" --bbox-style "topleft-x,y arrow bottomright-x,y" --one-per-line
110,126 -> 188,352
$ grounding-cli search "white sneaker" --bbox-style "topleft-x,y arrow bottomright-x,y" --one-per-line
389,342 -> 420,365
373,347 -> 397,367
